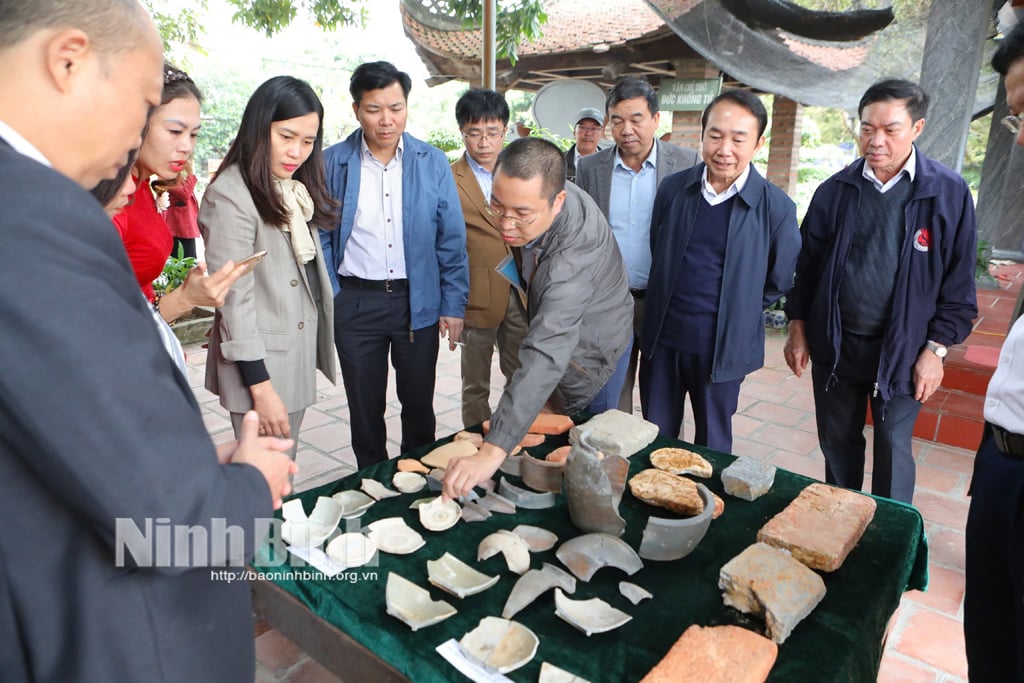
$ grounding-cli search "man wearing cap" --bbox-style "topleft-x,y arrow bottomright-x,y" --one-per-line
576,76 -> 699,413
564,107 -> 604,183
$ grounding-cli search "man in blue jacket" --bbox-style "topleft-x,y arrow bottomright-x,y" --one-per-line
641,90 -> 800,452
320,61 -> 469,468
784,79 -> 977,504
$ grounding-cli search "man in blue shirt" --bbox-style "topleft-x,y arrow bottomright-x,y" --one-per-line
320,62 -> 469,468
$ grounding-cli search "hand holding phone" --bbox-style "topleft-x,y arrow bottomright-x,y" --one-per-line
237,250 -> 268,275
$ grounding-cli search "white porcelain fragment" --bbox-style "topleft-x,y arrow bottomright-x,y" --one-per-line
554,588 -> 632,636
385,572 -> 457,631
539,662 -> 591,683
392,471 -> 427,494
324,532 -> 377,568
427,552 -> 500,598
555,533 -> 644,582
361,478 -> 400,501
366,517 -> 426,555
502,562 -> 577,619
330,490 -> 375,518
478,530 -> 531,574
618,581 -> 653,605
419,496 -> 462,532
512,524 -> 558,552
498,477 -> 556,509
280,496 -> 343,547
458,616 -> 539,674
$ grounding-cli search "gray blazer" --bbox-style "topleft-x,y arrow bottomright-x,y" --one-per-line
575,139 -> 700,216
202,165 -> 336,414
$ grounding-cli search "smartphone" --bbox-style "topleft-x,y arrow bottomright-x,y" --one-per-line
237,250 -> 268,274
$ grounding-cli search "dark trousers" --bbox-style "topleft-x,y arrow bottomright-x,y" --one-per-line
811,332 -> 921,503
587,337 -> 633,415
334,287 -> 439,469
617,297 -> 645,414
172,237 -> 196,260
964,434 -> 1024,682
638,342 -> 742,453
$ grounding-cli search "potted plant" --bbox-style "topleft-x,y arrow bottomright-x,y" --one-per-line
763,297 -> 788,329
153,244 -> 214,344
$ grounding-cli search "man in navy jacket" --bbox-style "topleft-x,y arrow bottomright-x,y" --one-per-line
784,79 -> 977,504
641,90 -> 800,452
320,61 -> 469,468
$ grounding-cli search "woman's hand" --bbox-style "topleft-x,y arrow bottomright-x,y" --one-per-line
157,260 -> 250,322
250,381 -> 291,438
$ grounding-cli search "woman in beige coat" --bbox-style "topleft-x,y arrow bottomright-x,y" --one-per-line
201,76 -> 339,455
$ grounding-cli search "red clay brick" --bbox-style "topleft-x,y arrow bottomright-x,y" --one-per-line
943,361 -> 994,394
905,563 -> 964,617
892,609 -> 968,679
935,414 -> 984,451
911,409 -> 939,441
939,391 -> 985,419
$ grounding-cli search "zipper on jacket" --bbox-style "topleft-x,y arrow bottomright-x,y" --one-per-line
409,324 -> 414,343
873,382 -> 879,398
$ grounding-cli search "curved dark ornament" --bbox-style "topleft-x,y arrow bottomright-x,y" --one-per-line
719,0 -> 893,43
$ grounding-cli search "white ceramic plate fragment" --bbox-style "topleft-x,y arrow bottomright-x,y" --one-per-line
330,490 -> 375,518
512,524 -> 558,552
619,581 -> 652,605
324,532 -> 377,568
280,496 -> 343,546
478,530 -> 531,574
427,552 -> 500,598
539,662 -> 592,683
419,496 -> 462,532
361,478 -> 401,501
385,572 -> 457,631
366,517 -> 426,555
553,588 -> 632,636
392,471 -> 427,494
458,616 -> 539,674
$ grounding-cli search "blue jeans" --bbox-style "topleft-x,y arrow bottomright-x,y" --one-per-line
587,337 -> 633,414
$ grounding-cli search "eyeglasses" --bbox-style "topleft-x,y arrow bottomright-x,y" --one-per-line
1002,114 -> 1024,135
576,125 -> 603,134
484,203 -> 540,229
463,130 -> 505,142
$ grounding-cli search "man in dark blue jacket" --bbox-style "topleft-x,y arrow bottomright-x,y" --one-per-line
784,79 -> 977,504
641,90 -> 800,452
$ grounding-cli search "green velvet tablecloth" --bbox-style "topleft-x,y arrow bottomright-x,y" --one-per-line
252,423 -> 928,683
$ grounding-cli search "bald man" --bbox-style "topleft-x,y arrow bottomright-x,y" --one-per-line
0,2 -> 295,680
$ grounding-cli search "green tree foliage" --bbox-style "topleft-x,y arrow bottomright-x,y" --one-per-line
224,0 -> 367,37
142,0 -> 205,51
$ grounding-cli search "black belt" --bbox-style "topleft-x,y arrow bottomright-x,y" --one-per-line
340,276 -> 409,293
630,288 -> 646,300
992,424 -> 1024,460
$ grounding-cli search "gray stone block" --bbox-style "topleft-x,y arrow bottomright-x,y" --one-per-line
718,542 -> 826,644
722,457 -> 776,501
568,409 -> 658,458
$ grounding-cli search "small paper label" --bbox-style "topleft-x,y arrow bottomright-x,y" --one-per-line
435,638 -> 513,683
286,544 -> 347,578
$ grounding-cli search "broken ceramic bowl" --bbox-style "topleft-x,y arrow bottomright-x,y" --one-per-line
638,483 -> 715,561
462,500 -> 493,523
361,478 -> 400,501
330,490 -> 375,519
324,532 -> 378,568
478,529 -> 531,574
512,524 -> 558,552
366,517 -> 425,555
498,477 -> 556,509
539,662 -> 592,683
421,439 -> 477,470
555,533 -> 644,582
418,496 -> 462,532
563,433 -> 628,535
501,562 -> 577,619
392,471 -> 426,494
385,572 -> 457,631
458,616 -> 539,674
478,491 -> 516,514
280,496 -> 343,546
520,453 -> 564,493
618,581 -> 653,605
427,552 -> 500,598
554,588 -> 632,636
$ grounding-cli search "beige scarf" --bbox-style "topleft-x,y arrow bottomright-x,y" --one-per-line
274,177 -> 317,264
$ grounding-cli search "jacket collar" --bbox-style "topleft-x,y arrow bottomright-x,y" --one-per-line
333,130 -> 425,166
682,161 -> 768,208
834,145 -> 941,199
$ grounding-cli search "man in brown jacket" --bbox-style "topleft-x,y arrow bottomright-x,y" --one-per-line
451,89 -> 529,427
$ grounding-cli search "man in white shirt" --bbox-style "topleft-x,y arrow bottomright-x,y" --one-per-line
964,23 -> 1024,682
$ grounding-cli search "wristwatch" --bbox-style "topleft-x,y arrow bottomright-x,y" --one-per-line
925,340 -> 948,359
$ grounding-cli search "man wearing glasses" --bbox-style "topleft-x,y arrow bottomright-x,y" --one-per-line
443,138 -> 633,499
564,107 -> 604,183
964,20 -> 1024,682
784,79 -> 977,504
451,89 -> 529,428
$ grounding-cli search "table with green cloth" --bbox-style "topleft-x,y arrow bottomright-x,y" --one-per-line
251,422 -> 928,683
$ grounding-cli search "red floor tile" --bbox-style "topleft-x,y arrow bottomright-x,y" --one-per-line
926,528 -> 966,571
892,609 -> 968,679
286,657 -> 343,683
769,450 -> 824,481
923,446 -> 976,475
914,463 -> 964,497
935,414 -> 984,451
254,630 -> 306,678
904,564 -> 964,617
877,654 -> 940,683
740,400 -> 806,427
938,391 -> 985,419
913,490 -> 969,531
911,409 -> 939,441
755,423 -> 820,456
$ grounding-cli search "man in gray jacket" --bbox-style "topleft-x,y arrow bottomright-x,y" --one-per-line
443,138 -> 633,498
576,77 -> 699,413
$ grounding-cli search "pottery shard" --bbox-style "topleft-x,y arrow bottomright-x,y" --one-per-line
569,409 -> 658,458
528,414 -> 575,435
518,433 -> 546,449
397,459 -> 430,474
454,431 -> 484,448
756,482 -> 876,572
650,447 -> 713,478
718,542 -> 826,644
628,469 -> 705,516
546,445 -> 572,464
422,440 -> 479,470
721,457 -> 776,501
640,624 -> 778,683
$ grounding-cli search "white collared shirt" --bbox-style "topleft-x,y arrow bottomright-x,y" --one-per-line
609,143 -> 658,289
339,136 -> 407,280
701,163 -> 751,206
862,146 -> 917,193
0,119 -> 51,168
985,315 -> 1024,433
466,152 -> 493,200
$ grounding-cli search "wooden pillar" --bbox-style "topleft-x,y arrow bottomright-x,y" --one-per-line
766,95 -> 803,196
669,58 -> 719,151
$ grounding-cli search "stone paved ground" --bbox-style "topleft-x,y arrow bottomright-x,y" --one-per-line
183,329 -> 973,683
